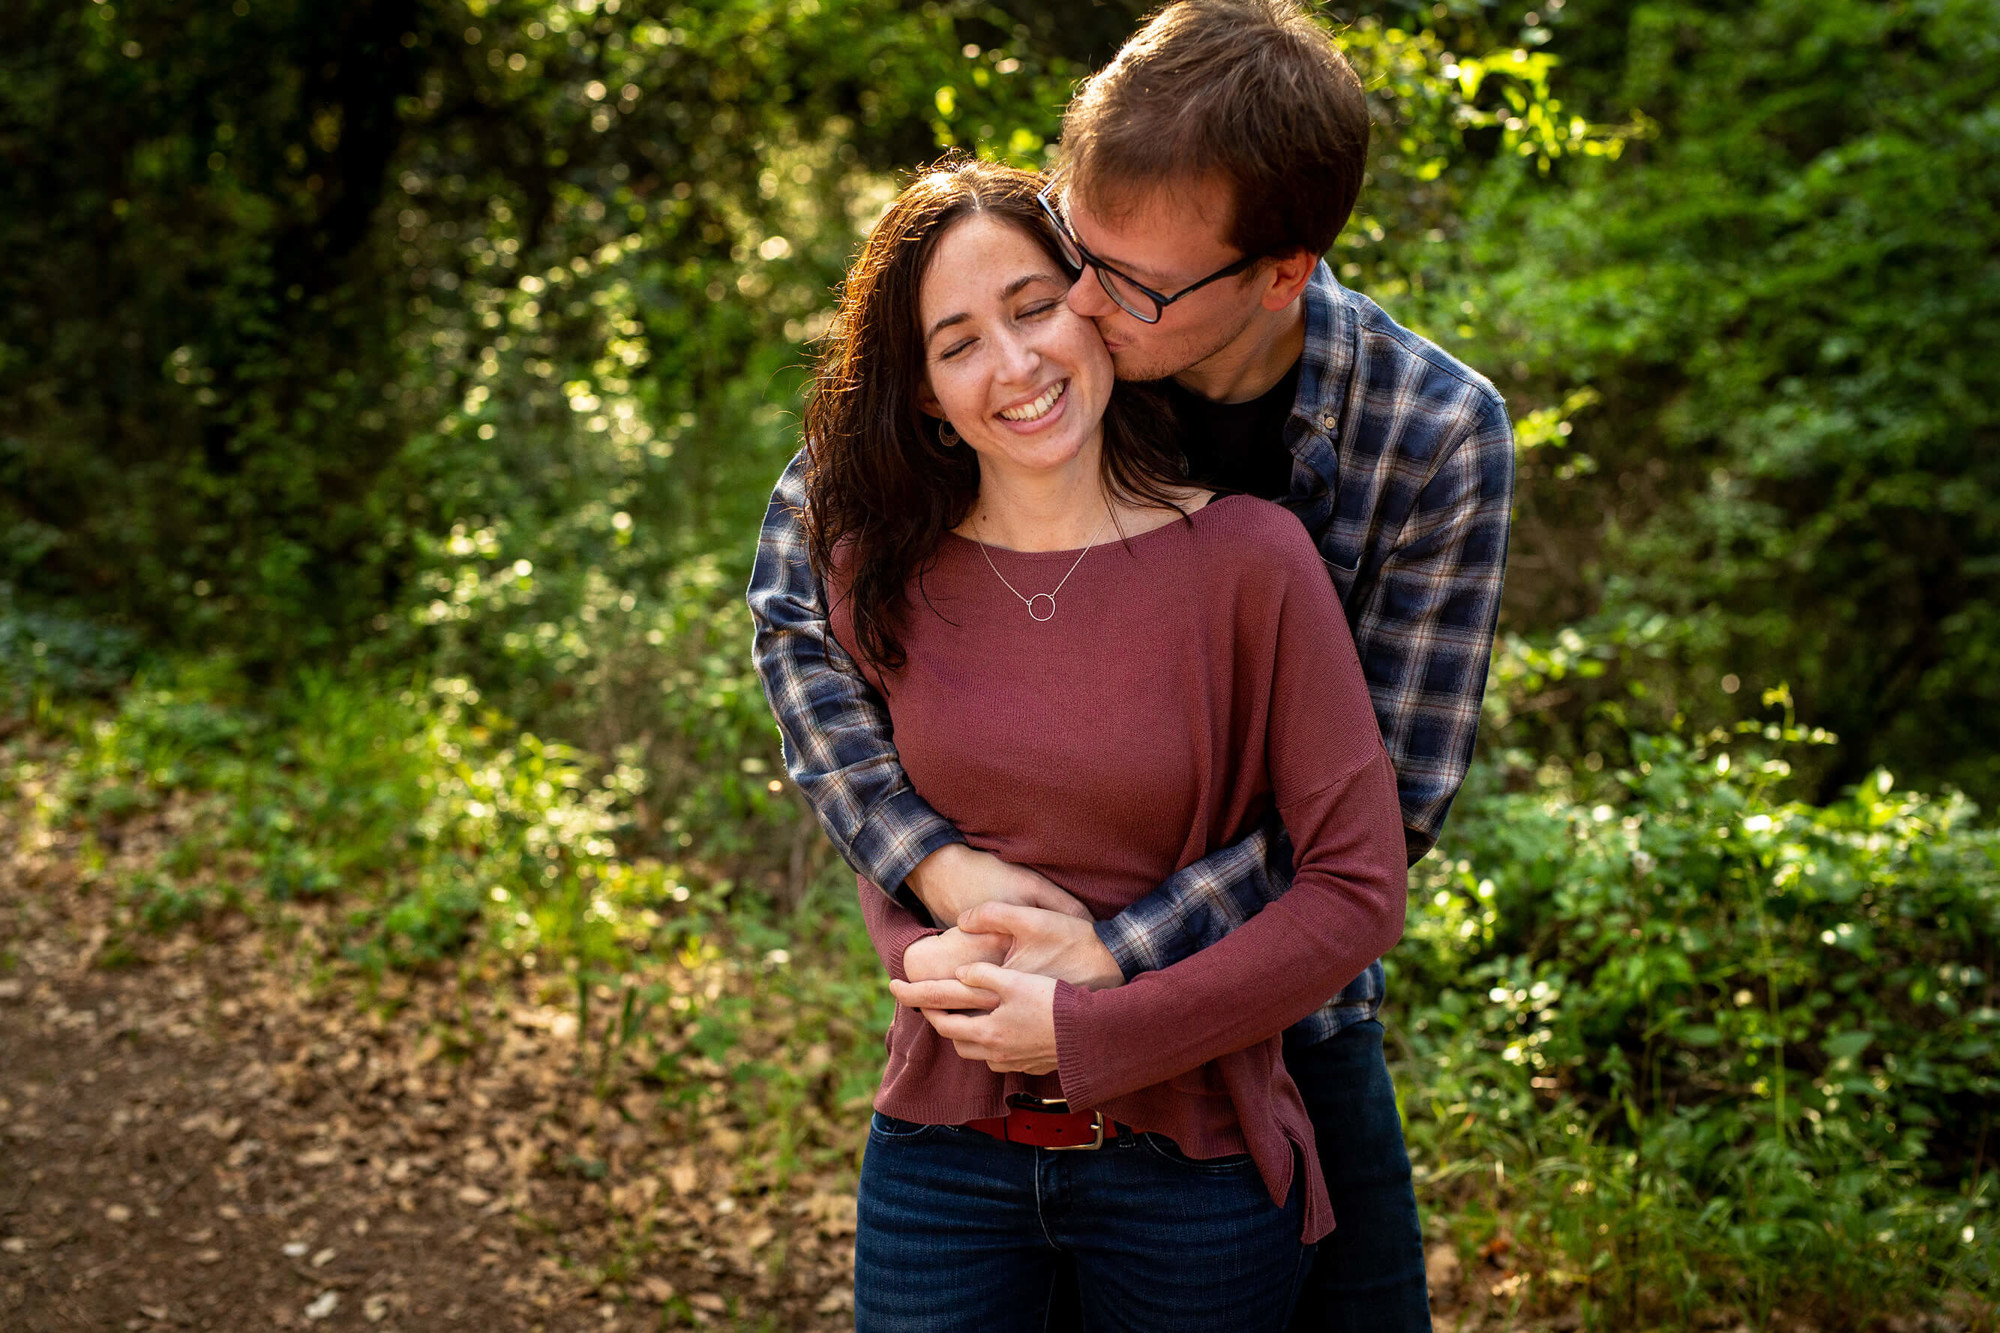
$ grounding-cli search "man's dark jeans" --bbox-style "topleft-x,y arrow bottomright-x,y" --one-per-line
1283,1019 -> 1432,1333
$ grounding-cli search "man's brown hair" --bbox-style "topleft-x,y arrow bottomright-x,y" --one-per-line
1056,0 -> 1370,261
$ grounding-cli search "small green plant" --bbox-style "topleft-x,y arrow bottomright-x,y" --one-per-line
1398,706 -> 2000,1324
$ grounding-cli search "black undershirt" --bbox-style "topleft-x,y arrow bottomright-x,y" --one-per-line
1167,358 -> 1302,502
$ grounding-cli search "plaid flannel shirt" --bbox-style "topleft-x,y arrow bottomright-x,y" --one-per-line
748,262 -> 1514,1042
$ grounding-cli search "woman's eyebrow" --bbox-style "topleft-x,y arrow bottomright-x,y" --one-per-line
924,272 -> 1064,344
1003,271 -> 1063,298
925,312 -> 970,344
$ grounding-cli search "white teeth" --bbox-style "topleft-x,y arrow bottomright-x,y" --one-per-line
998,381 -> 1065,422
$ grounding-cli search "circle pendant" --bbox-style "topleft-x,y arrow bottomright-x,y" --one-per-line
1026,593 -> 1058,622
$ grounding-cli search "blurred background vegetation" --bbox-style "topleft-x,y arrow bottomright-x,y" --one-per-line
2,0 -> 1996,1326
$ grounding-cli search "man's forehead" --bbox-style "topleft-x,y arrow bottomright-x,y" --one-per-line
1064,173 -> 1236,271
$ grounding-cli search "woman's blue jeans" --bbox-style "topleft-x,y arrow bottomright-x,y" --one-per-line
855,1112 -> 1313,1333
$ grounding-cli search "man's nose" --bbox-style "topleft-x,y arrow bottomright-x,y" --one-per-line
1066,267 -> 1114,318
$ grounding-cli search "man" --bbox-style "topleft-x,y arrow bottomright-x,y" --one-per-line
748,1 -> 1513,1327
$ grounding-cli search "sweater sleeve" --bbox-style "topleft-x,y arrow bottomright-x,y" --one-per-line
1051,520 -> 1409,1108
855,876 -> 947,984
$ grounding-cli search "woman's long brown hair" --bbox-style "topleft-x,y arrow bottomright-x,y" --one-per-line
802,155 -> 1188,672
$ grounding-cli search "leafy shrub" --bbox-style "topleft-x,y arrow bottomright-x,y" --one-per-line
0,589 -> 143,710
1400,716 -> 2000,1322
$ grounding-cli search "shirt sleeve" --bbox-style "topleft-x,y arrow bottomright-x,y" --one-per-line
1355,392 -> 1515,861
746,451 -> 965,900
1089,816 -> 1294,983
1051,528 -> 1410,1107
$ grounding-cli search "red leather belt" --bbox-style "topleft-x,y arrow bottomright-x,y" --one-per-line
965,1096 -> 1119,1151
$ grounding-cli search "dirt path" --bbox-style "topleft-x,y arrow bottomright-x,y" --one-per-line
0,810 -> 858,1333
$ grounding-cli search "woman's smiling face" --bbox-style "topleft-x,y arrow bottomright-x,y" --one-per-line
917,213 -> 1114,483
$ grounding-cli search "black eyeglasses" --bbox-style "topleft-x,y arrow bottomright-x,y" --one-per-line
1036,177 -> 1264,325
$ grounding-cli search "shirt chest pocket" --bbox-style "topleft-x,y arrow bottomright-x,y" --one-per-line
1318,536 -> 1364,602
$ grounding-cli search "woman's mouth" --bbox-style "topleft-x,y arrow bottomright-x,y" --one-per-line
996,380 -> 1068,424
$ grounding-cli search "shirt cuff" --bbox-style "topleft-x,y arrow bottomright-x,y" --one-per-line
1091,915 -> 1156,986
852,789 -> 966,912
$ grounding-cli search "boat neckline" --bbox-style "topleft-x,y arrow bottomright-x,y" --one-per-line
938,492 -> 1256,559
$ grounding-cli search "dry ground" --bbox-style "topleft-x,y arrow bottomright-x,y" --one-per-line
1,801 -> 862,1333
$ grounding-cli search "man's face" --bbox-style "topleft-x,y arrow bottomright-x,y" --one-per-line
1058,175 -> 1269,383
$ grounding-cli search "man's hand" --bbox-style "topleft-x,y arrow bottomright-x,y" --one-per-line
888,964 -> 1058,1075
958,901 -> 1124,991
902,927 -> 1009,984
904,843 -> 1093,928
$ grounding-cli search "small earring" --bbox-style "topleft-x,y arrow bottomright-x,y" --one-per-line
938,421 -> 961,447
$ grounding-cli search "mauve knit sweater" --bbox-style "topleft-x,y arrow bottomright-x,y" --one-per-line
828,494 -> 1408,1244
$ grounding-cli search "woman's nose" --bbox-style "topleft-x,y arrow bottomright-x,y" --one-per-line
993,328 -> 1040,381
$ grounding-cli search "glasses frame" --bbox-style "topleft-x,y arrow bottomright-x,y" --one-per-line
1036,178 -> 1264,325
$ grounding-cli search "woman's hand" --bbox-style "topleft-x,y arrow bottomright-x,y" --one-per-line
902,927 -> 1009,984
888,964 -> 1059,1075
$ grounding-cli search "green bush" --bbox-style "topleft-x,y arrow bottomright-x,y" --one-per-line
1400,712 -> 1999,1321
1438,0 -> 2000,803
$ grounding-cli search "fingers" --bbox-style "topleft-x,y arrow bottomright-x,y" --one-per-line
954,961 -> 1017,993
889,978 -> 996,1011
961,900 -> 1057,938
925,1009 -> 995,1045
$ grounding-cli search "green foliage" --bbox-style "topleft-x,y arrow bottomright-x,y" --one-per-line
1399,716 -> 1999,1319
0,588 -> 144,711
0,0 -> 1071,668
1438,0 -> 2000,803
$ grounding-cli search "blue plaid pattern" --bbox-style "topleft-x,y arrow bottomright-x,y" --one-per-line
747,262 -> 1514,1041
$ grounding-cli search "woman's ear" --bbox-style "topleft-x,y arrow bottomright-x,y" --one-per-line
918,382 -> 944,419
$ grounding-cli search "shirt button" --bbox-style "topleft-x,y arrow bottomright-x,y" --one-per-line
1319,410 -> 1339,432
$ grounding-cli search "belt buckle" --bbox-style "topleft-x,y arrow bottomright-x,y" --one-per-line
1045,1110 -> 1104,1151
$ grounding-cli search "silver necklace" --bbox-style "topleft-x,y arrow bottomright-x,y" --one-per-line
972,510 -> 1112,623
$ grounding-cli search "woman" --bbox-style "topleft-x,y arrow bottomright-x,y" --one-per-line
794,157 -> 1407,1332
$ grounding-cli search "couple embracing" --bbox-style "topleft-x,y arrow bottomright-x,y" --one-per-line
748,0 -> 1514,1328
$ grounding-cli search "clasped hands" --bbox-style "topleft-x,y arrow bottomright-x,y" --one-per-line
888,845 -> 1125,1076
